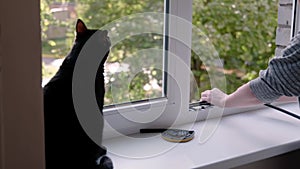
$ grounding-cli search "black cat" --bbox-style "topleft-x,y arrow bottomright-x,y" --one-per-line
43,19 -> 113,169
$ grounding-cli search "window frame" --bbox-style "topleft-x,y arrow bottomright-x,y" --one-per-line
71,0 -> 295,139
102,0 -> 193,139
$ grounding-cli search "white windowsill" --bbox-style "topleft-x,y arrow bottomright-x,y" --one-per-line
102,102 -> 300,169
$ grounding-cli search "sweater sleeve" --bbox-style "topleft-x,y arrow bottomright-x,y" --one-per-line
249,33 -> 300,103
249,69 -> 282,103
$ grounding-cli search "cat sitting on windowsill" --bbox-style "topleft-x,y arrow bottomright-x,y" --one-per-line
43,19 -> 113,169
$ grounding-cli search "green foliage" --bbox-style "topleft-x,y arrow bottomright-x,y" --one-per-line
75,0 -> 164,28
75,0 -> 164,64
40,0 -> 54,40
40,0 -> 76,58
41,0 -> 279,104
42,38 -> 72,58
75,0 -> 164,105
192,0 -> 278,95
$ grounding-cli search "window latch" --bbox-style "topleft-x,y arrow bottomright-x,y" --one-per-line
189,101 -> 213,111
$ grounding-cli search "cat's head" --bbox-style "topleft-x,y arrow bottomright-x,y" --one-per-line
75,19 -> 111,48
65,19 -> 110,67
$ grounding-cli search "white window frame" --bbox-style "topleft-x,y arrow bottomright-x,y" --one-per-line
102,0 -> 298,139
103,0 -> 193,139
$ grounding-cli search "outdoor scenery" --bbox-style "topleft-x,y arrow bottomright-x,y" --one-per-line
41,0 -> 278,105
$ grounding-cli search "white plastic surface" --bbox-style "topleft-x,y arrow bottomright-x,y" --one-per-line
103,103 -> 300,169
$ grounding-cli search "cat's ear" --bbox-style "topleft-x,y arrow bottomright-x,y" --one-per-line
76,19 -> 88,33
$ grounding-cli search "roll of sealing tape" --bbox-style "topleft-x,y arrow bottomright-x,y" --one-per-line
161,129 -> 195,143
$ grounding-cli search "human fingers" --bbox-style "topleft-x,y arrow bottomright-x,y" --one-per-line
200,90 -> 212,102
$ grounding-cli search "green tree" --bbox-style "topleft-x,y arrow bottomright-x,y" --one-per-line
41,0 -> 76,58
75,0 -> 165,105
41,0 -> 279,104
192,0 -> 278,99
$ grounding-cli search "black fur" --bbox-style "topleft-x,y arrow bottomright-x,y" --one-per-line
43,19 -> 112,169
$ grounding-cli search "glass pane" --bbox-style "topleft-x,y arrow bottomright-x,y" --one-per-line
41,0 -> 165,106
190,0 -> 278,103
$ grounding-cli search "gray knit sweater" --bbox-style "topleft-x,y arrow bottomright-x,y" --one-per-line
249,32 -> 300,103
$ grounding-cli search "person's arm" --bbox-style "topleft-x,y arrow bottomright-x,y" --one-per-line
201,83 -> 298,108
226,83 -> 262,107
201,83 -> 261,107
201,28 -> 300,107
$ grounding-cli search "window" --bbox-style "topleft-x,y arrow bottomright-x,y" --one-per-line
41,0 -> 165,106
103,0 -> 193,137
41,0 -> 281,138
41,0 -> 193,137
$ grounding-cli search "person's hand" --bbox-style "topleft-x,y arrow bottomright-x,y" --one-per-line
200,88 -> 228,107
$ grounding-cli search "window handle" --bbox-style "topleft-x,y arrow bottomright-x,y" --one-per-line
189,101 -> 213,111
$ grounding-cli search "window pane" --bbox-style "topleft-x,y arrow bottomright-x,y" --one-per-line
190,0 -> 278,103
41,0 -> 165,106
